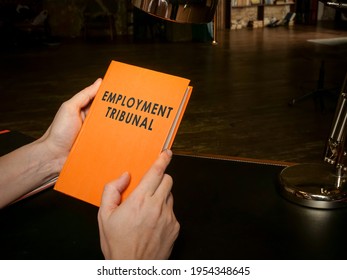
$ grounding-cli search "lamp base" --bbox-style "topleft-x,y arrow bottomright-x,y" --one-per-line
279,163 -> 347,209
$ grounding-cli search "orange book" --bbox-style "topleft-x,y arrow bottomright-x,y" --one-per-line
54,60 -> 192,207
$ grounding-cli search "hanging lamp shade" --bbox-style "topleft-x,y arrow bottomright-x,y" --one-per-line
132,0 -> 219,24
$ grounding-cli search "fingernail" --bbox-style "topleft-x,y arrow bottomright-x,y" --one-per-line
94,78 -> 102,84
164,149 -> 172,157
119,171 -> 130,181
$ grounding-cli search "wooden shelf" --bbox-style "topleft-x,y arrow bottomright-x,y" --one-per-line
229,0 -> 296,28
231,2 -> 295,8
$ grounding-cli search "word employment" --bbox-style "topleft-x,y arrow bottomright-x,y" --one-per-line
102,91 -> 174,131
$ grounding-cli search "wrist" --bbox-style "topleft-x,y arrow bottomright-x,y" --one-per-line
0,136 -> 64,208
33,136 -> 65,181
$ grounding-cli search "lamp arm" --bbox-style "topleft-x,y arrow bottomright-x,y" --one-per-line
324,75 -> 347,170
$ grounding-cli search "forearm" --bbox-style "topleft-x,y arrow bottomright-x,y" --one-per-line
0,79 -> 101,209
0,137 -> 62,208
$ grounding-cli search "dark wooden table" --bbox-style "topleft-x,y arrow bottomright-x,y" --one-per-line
1,131 -> 347,260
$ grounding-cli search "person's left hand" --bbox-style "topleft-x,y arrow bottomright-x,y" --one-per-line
39,78 -> 102,170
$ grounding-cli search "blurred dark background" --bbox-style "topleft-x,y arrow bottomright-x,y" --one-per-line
1,0 -> 347,164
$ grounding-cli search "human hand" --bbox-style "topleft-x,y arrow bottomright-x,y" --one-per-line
0,79 -> 102,208
39,78 -> 102,172
98,149 -> 180,260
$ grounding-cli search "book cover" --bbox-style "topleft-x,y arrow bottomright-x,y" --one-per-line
54,60 -> 192,207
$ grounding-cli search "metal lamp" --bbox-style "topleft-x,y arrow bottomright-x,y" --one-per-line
279,75 -> 347,209
132,0 -> 219,24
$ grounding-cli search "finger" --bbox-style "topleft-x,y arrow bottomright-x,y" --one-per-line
166,191 -> 174,208
134,149 -> 173,196
98,171 -> 129,260
69,78 -> 102,110
99,172 -> 130,214
152,174 -> 173,203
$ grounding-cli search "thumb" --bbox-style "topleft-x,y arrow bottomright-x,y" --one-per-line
99,172 -> 130,213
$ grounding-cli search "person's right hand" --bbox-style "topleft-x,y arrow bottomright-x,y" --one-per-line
98,149 -> 180,259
